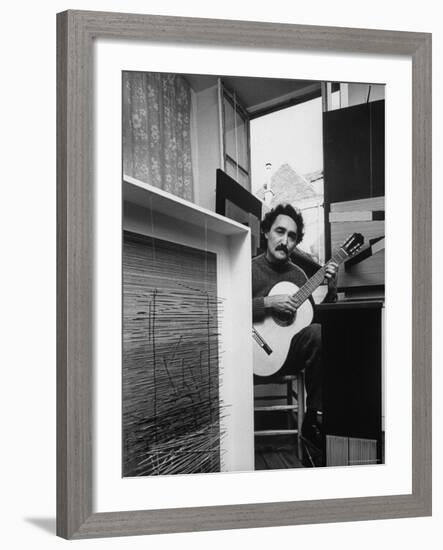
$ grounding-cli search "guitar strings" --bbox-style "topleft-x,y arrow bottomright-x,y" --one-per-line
294,248 -> 348,305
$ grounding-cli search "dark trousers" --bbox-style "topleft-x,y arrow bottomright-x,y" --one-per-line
256,323 -> 322,412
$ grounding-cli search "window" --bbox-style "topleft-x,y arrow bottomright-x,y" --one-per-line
221,85 -> 251,190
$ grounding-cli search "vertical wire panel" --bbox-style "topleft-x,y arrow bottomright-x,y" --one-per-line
122,231 -> 224,476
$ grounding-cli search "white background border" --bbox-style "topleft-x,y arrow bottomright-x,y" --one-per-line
94,39 -> 412,512
2,1 -> 440,549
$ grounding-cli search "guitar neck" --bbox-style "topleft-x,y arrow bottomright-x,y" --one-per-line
292,248 -> 348,305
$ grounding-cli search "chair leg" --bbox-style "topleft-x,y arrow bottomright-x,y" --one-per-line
297,373 -> 305,458
286,380 -> 293,430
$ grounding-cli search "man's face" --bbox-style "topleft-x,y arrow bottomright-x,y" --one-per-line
264,214 -> 298,264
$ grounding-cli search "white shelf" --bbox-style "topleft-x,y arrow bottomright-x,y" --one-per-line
123,175 -> 249,237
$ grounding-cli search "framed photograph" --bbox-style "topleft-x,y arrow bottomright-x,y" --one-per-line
57,10 -> 431,539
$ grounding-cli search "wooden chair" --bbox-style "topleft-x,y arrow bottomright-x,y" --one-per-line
254,373 -> 305,458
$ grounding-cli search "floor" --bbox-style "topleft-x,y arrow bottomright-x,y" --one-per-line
254,434 -> 325,470
254,406 -> 323,469
254,435 -> 304,470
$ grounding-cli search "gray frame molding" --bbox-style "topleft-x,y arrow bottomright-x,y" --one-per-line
57,10 -> 432,539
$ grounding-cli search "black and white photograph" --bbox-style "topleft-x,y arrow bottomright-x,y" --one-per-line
121,71 -> 386,475
1,0 -> 438,545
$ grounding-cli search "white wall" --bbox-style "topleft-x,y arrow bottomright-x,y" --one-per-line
1,1 -> 441,550
193,84 -> 222,210
348,83 -> 385,106
329,83 -> 385,110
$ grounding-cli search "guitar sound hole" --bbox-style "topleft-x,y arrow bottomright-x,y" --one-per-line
272,310 -> 297,327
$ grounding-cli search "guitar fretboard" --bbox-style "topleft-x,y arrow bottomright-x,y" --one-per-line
292,248 -> 348,305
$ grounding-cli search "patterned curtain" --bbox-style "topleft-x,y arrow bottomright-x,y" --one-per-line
123,72 -> 194,201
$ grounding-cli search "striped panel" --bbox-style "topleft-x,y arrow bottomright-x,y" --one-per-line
348,438 -> 378,466
326,435 -> 349,466
326,435 -> 379,466
122,231 -> 222,477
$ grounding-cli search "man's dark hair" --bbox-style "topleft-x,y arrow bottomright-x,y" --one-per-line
261,203 -> 305,245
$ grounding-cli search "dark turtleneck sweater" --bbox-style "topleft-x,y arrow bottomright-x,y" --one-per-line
252,253 -> 311,323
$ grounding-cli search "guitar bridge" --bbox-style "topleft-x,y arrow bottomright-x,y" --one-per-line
252,329 -> 273,355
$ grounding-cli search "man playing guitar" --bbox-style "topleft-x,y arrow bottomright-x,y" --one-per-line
252,203 -> 338,453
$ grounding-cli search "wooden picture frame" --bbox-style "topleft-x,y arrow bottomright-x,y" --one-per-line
57,10 -> 431,539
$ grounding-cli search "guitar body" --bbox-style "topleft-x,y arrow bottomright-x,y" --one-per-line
253,281 -> 314,377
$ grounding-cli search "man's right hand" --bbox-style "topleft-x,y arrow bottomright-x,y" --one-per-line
264,294 -> 299,315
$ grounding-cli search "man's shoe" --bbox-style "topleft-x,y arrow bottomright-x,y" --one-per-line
301,416 -> 323,450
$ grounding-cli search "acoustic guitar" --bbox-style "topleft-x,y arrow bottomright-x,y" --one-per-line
252,233 -> 364,377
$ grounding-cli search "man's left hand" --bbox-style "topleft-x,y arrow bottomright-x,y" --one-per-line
324,261 -> 338,289
319,261 -> 339,304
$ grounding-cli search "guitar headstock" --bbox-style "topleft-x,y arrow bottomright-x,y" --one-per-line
341,233 -> 364,256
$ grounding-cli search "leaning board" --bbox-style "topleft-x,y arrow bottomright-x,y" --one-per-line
330,196 -> 385,288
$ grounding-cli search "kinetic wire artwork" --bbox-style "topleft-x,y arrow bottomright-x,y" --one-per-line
122,231 -> 226,476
